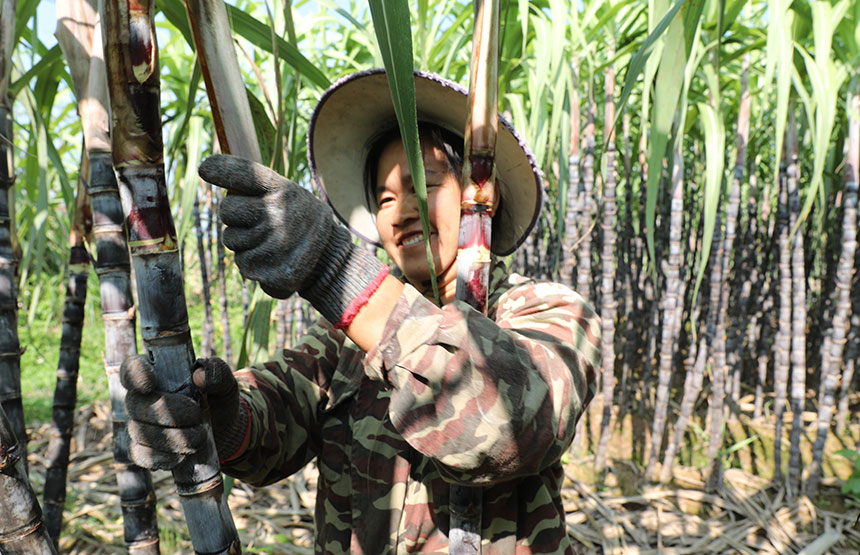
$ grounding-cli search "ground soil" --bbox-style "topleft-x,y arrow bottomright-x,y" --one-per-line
26,400 -> 860,554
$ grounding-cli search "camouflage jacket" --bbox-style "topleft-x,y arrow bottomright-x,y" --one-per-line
223,263 -> 601,553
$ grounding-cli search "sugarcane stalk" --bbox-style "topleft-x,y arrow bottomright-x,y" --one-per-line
456,0 -> 499,313
47,4 -> 96,545
213,189 -> 233,366
450,1 -> 500,552
836,90 -> 860,435
184,0 -> 261,162
101,1 -> 240,552
59,0 -> 162,550
43,157 -> 91,547
647,139 -> 684,481
0,0 -> 27,477
773,152 -> 791,484
595,54 -> 617,476
193,194 -> 215,358
0,403 -> 57,554
806,167 -> 857,498
785,108 -> 805,500
578,84 -> 596,305
725,55 -> 752,413
704,208 -> 726,492
562,61 -> 581,288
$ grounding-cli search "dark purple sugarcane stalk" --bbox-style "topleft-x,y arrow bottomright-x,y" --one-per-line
193,194 -> 216,358
836,90 -> 860,435
773,154 -> 791,484
101,0 -> 239,551
562,60 -> 581,288
785,109 -> 806,501
807,89 -> 859,497
59,0 -> 163,548
647,140 -> 684,481
0,403 -> 57,553
0,0 -> 27,479
214,190 -> 234,366
43,163 -> 91,547
724,55 -> 751,415
595,55 -> 617,475
806,167 -> 856,498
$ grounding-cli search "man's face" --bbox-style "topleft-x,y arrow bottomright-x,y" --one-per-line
374,140 -> 462,285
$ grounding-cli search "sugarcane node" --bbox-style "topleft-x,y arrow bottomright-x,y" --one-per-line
459,200 -> 492,215
468,153 -> 494,188
175,472 -> 225,497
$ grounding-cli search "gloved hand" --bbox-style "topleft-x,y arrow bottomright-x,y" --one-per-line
199,154 -> 387,327
120,355 -> 248,470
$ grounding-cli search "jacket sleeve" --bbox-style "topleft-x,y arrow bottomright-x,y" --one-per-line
219,321 -> 348,486
363,277 -> 600,485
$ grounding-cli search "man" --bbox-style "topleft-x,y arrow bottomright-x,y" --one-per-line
122,69 -> 600,553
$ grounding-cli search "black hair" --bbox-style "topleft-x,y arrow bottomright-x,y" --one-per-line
363,122 -> 465,212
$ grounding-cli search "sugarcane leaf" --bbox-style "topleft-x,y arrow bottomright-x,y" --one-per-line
245,85 -> 276,171
167,60 -> 202,163
156,0 -> 195,46
10,45 -> 62,99
612,0 -> 684,142
156,0 -> 329,90
177,116 -> 204,246
224,3 -> 329,90
13,0 -> 39,46
792,0 -> 850,234
368,0 -> 440,304
237,287 -> 273,368
767,0 -> 793,185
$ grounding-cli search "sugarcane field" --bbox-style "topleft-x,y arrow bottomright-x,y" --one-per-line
2,0 -> 860,553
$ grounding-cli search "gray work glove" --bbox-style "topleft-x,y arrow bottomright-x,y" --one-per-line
199,154 -> 386,326
121,355 -> 248,470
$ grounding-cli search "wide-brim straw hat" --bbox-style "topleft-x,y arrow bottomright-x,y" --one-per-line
308,68 -> 543,256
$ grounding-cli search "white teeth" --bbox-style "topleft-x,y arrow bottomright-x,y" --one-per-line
402,235 -> 424,246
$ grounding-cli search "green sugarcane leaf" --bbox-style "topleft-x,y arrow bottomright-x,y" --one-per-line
612,0 -> 684,144
9,44 -> 62,99
156,0 -> 329,90
792,0 -> 850,234
224,3 -> 329,90
156,0 -> 194,46
237,286 -> 274,368
767,0 -> 793,185
177,116 -> 203,247
167,60 -> 201,163
368,0 -> 439,305
13,0 -> 39,46
245,85 -> 277,171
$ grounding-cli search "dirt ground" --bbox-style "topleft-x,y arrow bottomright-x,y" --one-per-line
26,400 -> 860,554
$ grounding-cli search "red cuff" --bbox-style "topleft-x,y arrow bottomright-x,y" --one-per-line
334,266 -> 390,330
219,397 -> 252,464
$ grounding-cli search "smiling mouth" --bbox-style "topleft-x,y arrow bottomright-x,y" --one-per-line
400,233 -> 433,247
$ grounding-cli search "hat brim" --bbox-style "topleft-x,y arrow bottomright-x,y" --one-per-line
308,69 -> 542,256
